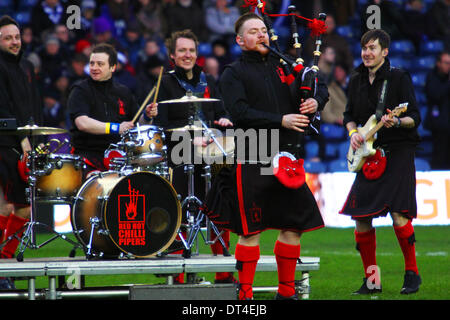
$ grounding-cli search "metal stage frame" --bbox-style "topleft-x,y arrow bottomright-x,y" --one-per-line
0,255 -> 320,300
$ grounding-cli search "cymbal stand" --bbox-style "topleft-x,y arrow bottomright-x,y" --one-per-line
13,134 -> 82,262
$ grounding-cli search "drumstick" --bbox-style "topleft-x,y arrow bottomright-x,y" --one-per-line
153,66 -> 164,104
132,66 -> 164,124
131,86 -> 156,124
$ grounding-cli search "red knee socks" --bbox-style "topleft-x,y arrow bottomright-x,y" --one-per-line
235,243 -> 260,300
274,240 -> 301,298
0,214 -> 8,242
1,214 -> 28,258
355,228 -> 377,279
394,220 -> 419,275
211,230 -> 233,281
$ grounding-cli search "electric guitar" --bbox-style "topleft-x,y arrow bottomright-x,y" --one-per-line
347,103 -> 408,172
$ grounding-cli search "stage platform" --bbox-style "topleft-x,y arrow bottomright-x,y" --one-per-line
0,255 -> 320,300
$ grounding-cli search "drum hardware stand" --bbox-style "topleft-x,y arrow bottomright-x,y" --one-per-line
177,155 -> 230,258
16,137 -> 82,262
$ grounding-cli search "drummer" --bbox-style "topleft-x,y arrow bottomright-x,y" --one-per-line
67,43 -> 158,179
0,15 -> 43,286
153,30 -> 235,284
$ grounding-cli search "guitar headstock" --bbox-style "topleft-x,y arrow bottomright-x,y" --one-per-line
391,103 -> 408,117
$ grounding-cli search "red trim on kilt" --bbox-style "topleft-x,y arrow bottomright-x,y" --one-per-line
236,163 -> 249,235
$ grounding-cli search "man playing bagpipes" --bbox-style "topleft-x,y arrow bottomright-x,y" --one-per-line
202,4 -> 329,300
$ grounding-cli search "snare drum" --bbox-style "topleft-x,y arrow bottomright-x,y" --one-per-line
71,171 -> 181,258
122,125 -> 166,166
35,154 -> 84,202
195,136 -> 235,164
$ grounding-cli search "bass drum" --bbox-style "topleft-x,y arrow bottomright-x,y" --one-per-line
71,171 -> 181,258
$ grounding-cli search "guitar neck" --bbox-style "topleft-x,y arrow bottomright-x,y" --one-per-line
365,121 -> 385,140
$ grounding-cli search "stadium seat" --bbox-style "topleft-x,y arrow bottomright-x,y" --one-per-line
411,72 -> 427,88
415,90 -> 427,105
413,56 -> 436,72
417,123 -> 432,139
321,123 -> 346,140
13,11 -> 31,25
389,56 -> 412,70
335,25 -> 356,40
420,40 -> 444,55
324,142 -> 340,159
415,158 -> 431,171
19,0 -> 38,10
304,160 -> 327,174
198,43 -> 212,56
327,159 -> 348,172
338,141 -> 350,159
390,40 -> 415,57
305,140 -> 320,159
353,57 -> 362,69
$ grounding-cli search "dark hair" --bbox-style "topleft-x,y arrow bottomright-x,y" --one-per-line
234,12 -> 264,35
91,43 -> 118,66
361,29 -> 391,49
0,15 -> 20,30
437,50 -> 450,62
165,29 -> 199,56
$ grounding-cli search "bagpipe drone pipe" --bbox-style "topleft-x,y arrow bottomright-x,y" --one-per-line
243,0 -> 327,134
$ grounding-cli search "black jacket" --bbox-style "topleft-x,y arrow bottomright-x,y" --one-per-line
424,66 -> 450,133
343,58 -> 421,149
0,50 -> 43,148
67,77 -> 138,152
219,51 -> 329,152
153,65 -> 229,129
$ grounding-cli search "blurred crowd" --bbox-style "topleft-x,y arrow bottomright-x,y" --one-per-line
0,0 -> 448,170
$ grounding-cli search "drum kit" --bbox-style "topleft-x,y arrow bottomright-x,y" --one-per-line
1,93 -> 234,262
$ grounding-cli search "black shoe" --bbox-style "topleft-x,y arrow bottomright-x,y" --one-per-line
274,292 -> 299,300
352,278 -> 382,295
400,270 -> 421,294
0,277 -> 15,290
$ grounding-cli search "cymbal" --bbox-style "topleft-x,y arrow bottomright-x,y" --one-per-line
159,95 -> 220,104
166,125 -> 204,132
16,125 -> 68,136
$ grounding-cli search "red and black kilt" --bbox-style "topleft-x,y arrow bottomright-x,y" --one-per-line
0,147 -> 29,206
203,162 -> 324,236
340,146 -> 417,219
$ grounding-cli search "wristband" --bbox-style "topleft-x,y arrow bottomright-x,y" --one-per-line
105,122 -> 110,134
348,129 -> 358,137
110,122 -> 120,134
394,116 -> 401,128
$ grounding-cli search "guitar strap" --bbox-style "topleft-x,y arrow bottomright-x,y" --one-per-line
375,67 -> 393,121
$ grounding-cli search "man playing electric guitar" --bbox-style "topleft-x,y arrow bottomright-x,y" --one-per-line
340,29 -> 422,295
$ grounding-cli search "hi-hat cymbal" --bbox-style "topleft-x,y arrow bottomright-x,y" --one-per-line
16,125 -> 68,136
159,95 -> 220,104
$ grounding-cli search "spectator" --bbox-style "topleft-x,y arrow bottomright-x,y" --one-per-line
304,15 -> 354,74
163,0 -> 209,42
42,86 -> 66,129
425,0 -> 450,47
30,0 -> 69,38
67,53 -> 89,87
38,34 -> 67,88
135,0 -> 165,40
136,55 -> 165,105
203,56 -> 220,83
402,0 -> 427,53
211,39 -> 232,74
119,20 -> 145,67
205,0 -> 240,46
114,52 -> 137,94
90,16 -> 124,51
77,0 -> 97,40
424,51 -> 450,169
319,47 -> 347,126
21,25 -> 40,57
99,0 -> 134,39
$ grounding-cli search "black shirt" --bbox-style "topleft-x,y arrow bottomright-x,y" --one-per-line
67,77 -> 138,152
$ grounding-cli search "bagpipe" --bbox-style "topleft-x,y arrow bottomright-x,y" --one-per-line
243,0 -> 327,135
